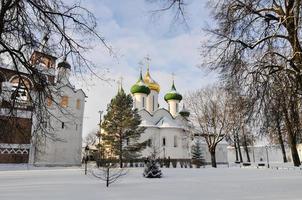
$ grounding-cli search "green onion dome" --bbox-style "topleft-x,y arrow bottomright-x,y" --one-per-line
58,60 -> 71,69
164,81 -> 182,101
179,104 -> 190,117
130,71 -> 150,95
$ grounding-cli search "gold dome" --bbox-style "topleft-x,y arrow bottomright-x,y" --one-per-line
143,68 -> 160,93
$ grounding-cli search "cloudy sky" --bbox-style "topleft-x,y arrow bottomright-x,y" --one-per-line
77,0 -> 217,137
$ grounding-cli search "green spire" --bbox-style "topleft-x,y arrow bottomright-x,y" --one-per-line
164,79 -> 182,102
130,69 -> 150,95
139,68 -> 143,80
179,104 -> 190,117
171,80 -> 176,91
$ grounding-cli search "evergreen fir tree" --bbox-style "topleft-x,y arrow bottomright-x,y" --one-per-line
191,139 -> 205,167
102,87 -> 146,168
143,158 -> 162,178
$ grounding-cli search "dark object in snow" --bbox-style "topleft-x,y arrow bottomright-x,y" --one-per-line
143,158 -> 162,178
242,162 -> 251,166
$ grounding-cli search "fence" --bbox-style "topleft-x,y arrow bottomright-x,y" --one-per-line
92,158 -> 228,168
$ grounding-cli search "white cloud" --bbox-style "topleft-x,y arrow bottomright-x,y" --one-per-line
73,0 -> 217,137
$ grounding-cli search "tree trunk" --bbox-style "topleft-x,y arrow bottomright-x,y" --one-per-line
236,131 -> 243,162
243,142 -> 250,163
106,167 -> 109,187
242,127 -> 250,162
234,136 -> 239,162
210,148 -> 217,168
119,136 -> 123,168
290,95 -> 301,166
276,116 -> 287,163
288,131 -> 300,166
282,100 -> 301,166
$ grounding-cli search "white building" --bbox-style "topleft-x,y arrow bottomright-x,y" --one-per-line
30,57 -> 86,166
130,68 -> 228,163
0,45 -> 86,166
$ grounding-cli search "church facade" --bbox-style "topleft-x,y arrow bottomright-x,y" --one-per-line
130,68 -> 191,159
130,68 -> 228,163
0,41 -> 85,166
31,57 -> 86,166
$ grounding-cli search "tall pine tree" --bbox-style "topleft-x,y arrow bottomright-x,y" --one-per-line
191,139 -> 205,168
102,88 -> 146,168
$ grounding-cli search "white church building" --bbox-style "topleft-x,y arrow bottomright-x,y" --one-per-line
130,68 -> 228,163
30,57 -> 86,166
0,45 -> 85,166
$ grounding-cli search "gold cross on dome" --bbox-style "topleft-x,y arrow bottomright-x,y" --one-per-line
144,55 -> 151,70
172,72 -> 175,81
144,55 -> 151,62
138,60 -> 144,71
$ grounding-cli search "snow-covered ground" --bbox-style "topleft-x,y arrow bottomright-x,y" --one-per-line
1,166 -> 302,200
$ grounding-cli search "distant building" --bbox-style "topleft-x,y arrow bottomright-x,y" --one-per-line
130,67 -> 228,163
0,45 -> 85,166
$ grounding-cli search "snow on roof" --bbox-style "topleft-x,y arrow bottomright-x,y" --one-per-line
140,119 -> 155,127
156,116 -> 182,129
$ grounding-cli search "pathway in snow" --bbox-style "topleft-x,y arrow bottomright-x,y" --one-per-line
0,167 -> 301,200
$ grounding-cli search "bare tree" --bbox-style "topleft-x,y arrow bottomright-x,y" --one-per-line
226,82 -> 248,163
92,164 -> 128,187
151,0 -> 302,166
147,0 -> 188,28
265,89 -> 288,163
0,0 -> 111,141
83,131 -> 98,147
186,86 -> 232,168
1,0 -> 110,74
202,0 -> 302,167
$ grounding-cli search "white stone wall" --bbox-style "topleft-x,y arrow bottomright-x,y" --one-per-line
158,128 -> 190,159
227,145 -> 293,163
34,86 -> 85,166
146,90 -> 158,114
297,144 -> 302,160
133,93 -> 147,110
167,99 -> 180,117
139,109 -> 191,159
140,127 -> 159,157
191,138 -> 228,164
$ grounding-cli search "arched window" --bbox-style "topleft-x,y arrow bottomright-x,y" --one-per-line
10,76 -> 33,102
10,75 -> 32,89
147,139 -> 152,147
60,96 -> 69,108
46,97 -> 52,107
142,97 -> 145,108
152,95 -> 155,111
76,99 -> 81,109
176,103 -> 179,112
162,137 -> 166,146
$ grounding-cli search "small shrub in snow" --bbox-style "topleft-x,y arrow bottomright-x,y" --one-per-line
92,164 -> 128,187
143,158 -> 162,178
